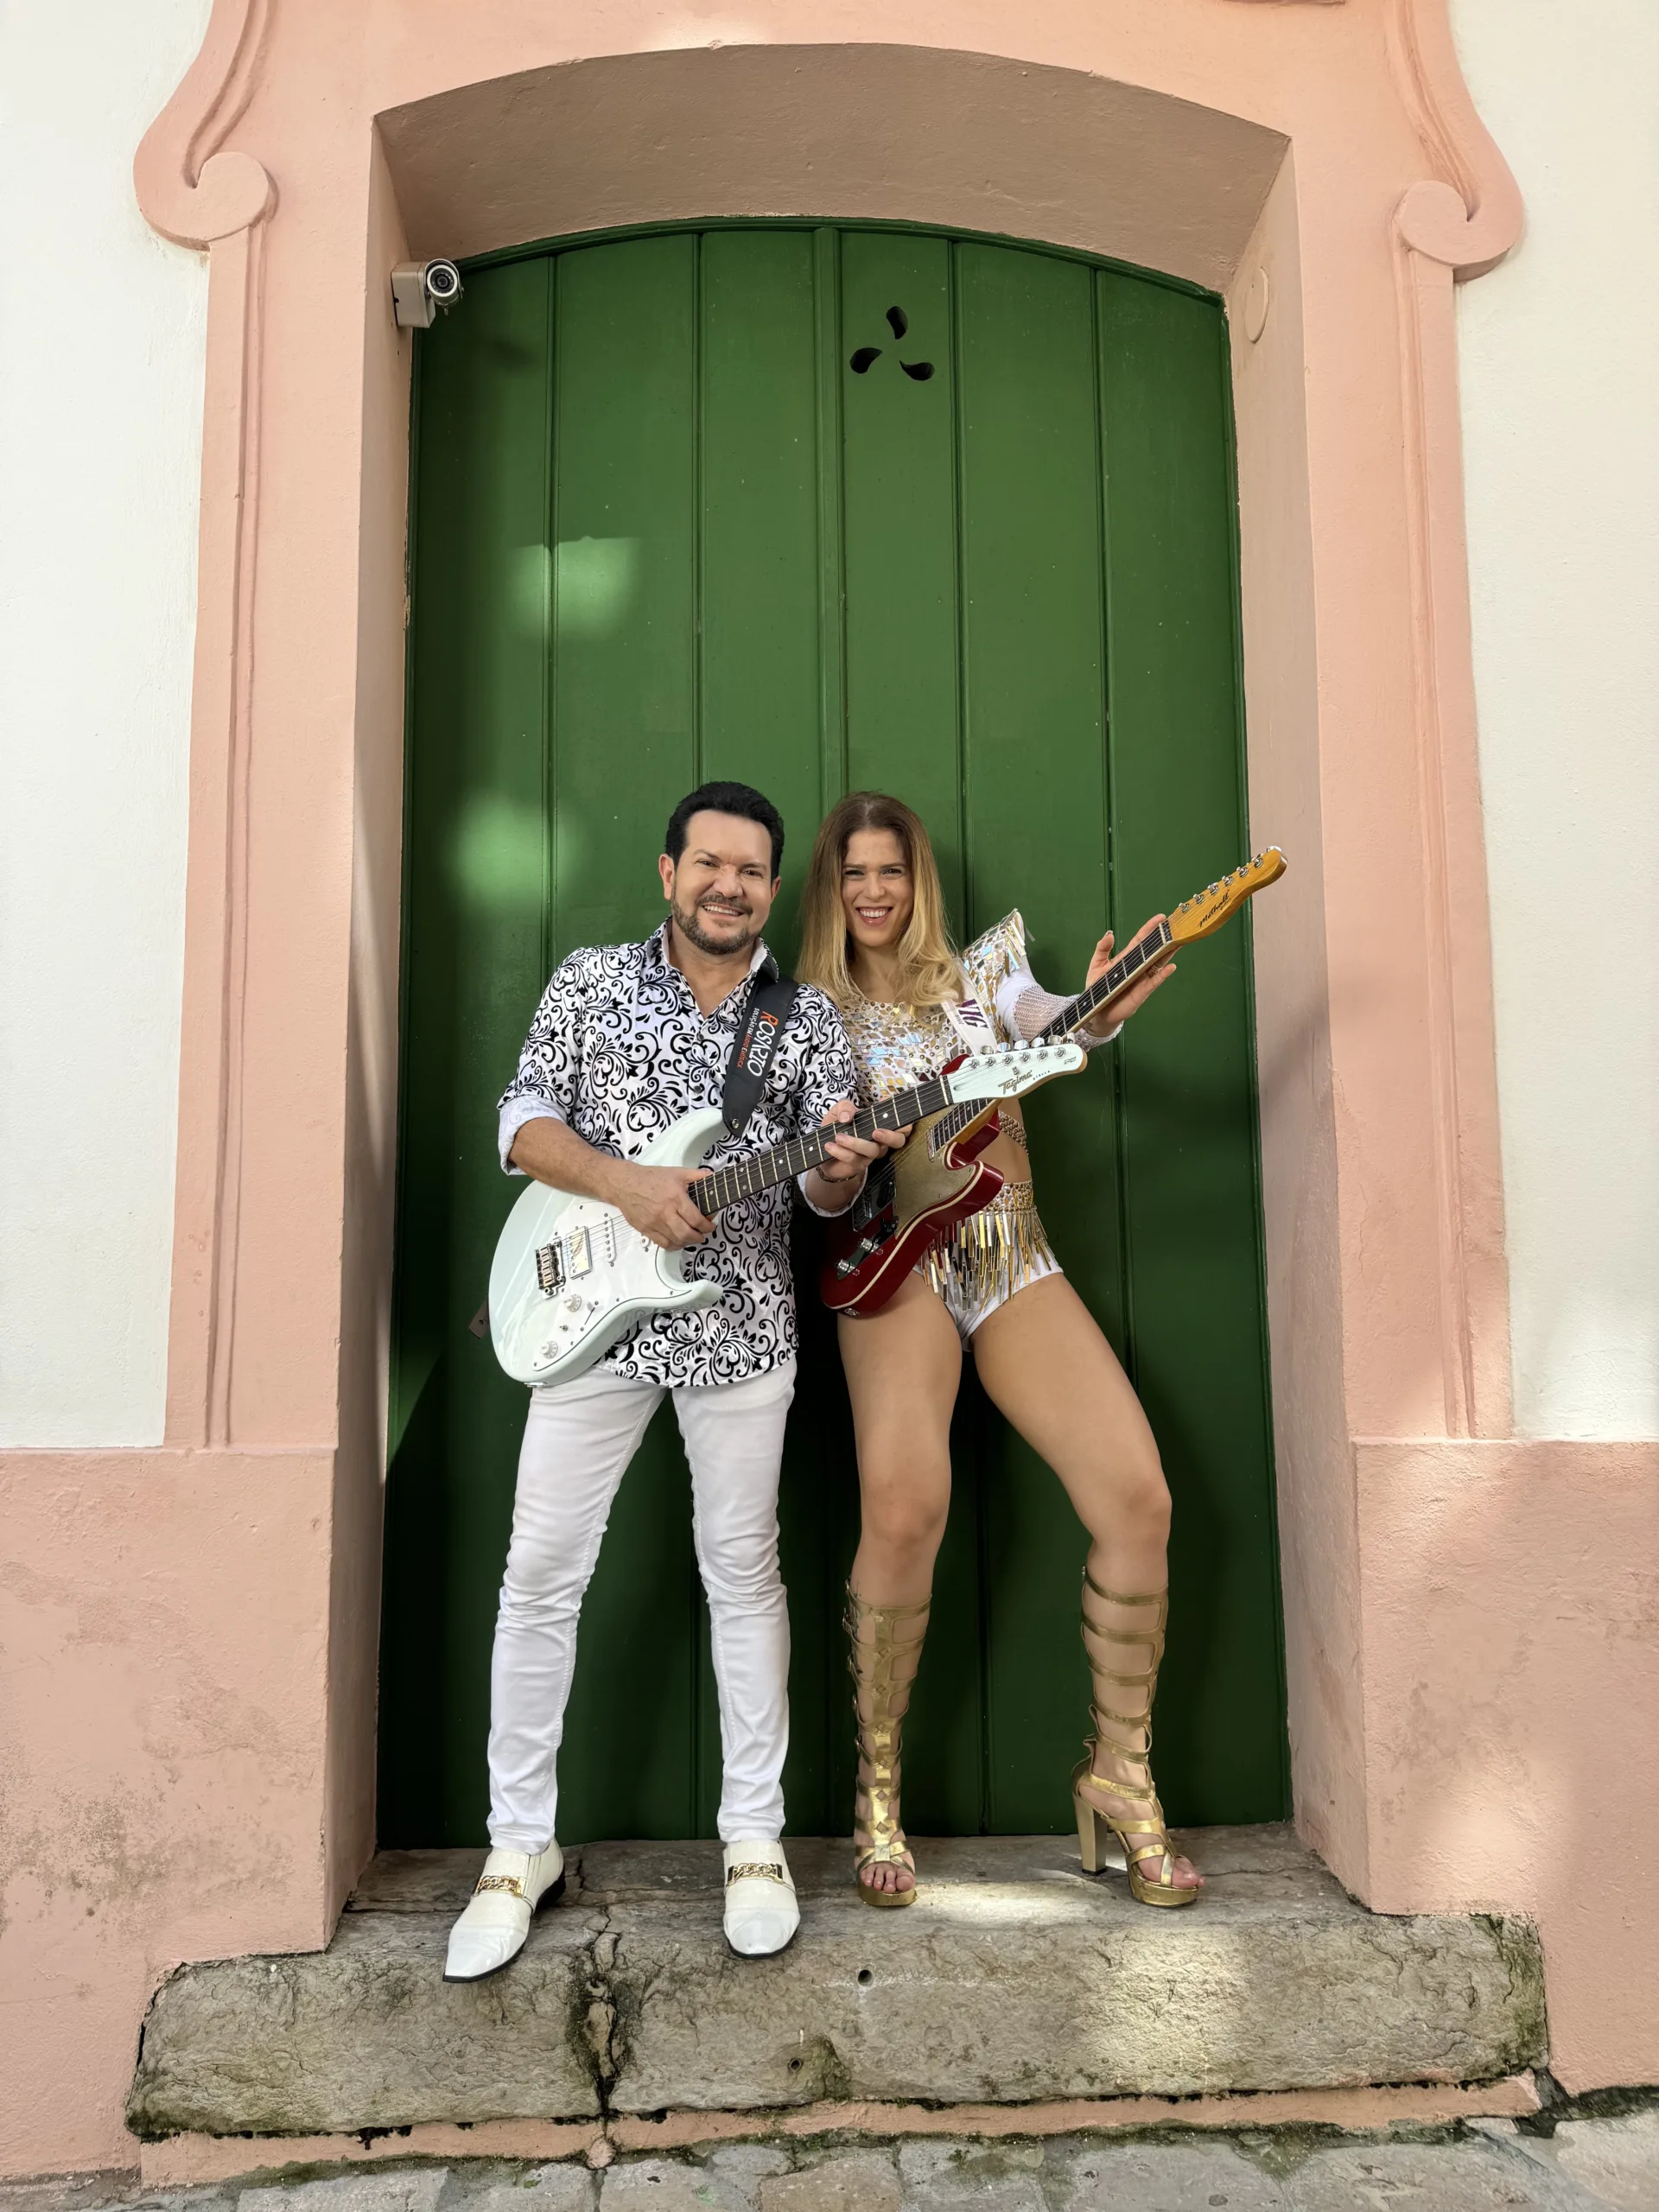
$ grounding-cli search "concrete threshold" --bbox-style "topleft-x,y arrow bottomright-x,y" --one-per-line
126,1827 -> 1546,2142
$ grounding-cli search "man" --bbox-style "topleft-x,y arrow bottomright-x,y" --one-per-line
444,780 -> 903,1979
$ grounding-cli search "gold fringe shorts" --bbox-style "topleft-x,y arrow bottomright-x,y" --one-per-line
918,1180 -> 1062,1340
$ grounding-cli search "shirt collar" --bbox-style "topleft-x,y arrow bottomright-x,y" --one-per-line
645,920 -> 779,991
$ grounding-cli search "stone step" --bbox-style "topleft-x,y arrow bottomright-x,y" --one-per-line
126,1827 -> 1545,2140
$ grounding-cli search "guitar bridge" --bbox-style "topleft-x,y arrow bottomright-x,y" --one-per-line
536,1218 -> 608,1298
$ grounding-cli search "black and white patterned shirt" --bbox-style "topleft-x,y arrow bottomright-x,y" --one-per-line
497,924 -> 856,1387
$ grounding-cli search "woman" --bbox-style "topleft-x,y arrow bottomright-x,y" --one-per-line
798,791 -> 1203,1910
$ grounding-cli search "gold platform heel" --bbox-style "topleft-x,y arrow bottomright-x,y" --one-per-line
1071,1573 -> 1198,1908
844,1585 -> 930,1909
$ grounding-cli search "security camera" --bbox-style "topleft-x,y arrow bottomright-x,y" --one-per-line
391,259 -> 464,330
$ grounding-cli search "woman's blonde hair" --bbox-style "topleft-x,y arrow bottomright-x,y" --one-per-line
798,791 -> 963,1009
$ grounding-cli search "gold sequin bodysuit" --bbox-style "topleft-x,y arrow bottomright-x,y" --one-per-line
839,913 -> 1073,1334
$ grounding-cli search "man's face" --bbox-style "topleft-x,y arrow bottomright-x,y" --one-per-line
659,811 -> 779,957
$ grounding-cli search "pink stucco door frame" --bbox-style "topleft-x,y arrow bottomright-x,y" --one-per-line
9,0 -> 1658,2177
139,0 -> 1527,1902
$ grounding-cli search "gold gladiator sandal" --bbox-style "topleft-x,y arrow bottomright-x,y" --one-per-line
844,1586 -> 930,1910
1071,1573 -> 1198,1908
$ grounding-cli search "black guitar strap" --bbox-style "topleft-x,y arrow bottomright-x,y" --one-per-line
722,969 -> 801,1136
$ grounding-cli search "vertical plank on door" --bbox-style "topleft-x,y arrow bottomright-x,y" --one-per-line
839,228 -> 984,1835
539,234 -> 705,1843
955,241 -> 1119,1833
697,226 -> 852,1834
1097,270 -> 1287,1824
699,227 -> 823,966
551,235 -> 698,953
379,257 -> 555,1845
840,232 -> 964,919
812,228 -> 848,815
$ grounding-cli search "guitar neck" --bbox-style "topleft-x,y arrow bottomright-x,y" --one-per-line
1034,919 -> 1173,1043
925,924 -> 1173,1153
692,1072 -> 952,1216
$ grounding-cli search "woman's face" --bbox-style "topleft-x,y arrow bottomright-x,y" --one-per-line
840,827 -> 914,956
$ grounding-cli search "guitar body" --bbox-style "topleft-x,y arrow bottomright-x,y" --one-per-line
488,1108 -> 727,1388
820,1068 -> 1007,1319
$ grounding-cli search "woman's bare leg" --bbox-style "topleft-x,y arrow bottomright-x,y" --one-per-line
842,1271 -> 961,1606
838,1270 -> 962,1894
970,1274 -> 1201,1891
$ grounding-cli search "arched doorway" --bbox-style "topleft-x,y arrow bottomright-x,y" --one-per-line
378,221 -> 1285,1844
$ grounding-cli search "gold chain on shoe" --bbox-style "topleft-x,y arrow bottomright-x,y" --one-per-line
474,1872 -> 527,1898
726,1861 -> 787,1885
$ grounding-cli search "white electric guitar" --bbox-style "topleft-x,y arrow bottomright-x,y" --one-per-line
488,1040 -> 1086,1386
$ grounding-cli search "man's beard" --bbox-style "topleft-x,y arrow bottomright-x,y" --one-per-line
673,893 -> 761,957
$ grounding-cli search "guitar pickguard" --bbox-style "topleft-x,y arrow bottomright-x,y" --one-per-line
894,1115 -> 995,1218
820,1101 -> 1005,1314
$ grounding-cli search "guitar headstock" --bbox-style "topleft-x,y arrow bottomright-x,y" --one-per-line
947,1041 -> 1087,1103
1166,849 -> 1287,946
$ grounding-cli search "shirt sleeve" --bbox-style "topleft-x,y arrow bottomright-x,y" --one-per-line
495,955 -> 586,1174
994,965 -> 1121,1052
791,989 -> 862,1215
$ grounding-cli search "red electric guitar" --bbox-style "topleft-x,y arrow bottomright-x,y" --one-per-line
819,850 -> 1287,1317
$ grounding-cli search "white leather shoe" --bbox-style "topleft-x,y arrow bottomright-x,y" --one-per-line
443,1845 -> 564,1982
722,1839 -> 798,1957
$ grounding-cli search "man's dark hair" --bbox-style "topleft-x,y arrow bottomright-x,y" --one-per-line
664,781 -> 785,876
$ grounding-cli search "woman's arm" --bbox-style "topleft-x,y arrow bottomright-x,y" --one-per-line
995,916 -> 1173,1045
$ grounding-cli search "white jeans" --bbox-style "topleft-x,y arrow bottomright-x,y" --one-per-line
487,1357 -> 797,1851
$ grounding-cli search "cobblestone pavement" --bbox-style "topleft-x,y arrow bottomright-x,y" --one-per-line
7,2113 -> 1659,2212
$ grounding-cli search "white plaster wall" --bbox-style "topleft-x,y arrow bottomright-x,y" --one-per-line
0,0 -> 211,1443
1453,0 -> 1659,1438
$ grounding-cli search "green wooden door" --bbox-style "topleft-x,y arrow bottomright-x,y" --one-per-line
378,225 -> 1286,1847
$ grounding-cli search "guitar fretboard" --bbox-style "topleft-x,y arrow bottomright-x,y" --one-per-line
1033,919 -> 1173,1043
692,1073 -> 953,1216
925,923 -> 1173,1154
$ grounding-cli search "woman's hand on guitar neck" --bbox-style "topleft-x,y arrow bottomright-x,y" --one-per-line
1083,916 -> 1173,1037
